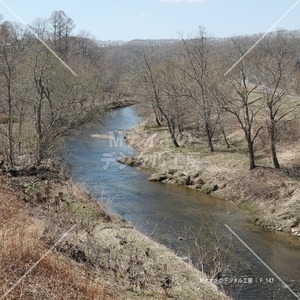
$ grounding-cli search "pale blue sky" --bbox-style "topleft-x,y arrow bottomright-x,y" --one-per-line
1,0 -> 300,41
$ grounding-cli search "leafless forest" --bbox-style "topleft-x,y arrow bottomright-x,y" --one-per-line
0,11 -> 127,167
135,28 -> 300,171
1,11 -> 300,172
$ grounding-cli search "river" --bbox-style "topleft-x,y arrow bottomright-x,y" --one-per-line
63,106 -> 300,300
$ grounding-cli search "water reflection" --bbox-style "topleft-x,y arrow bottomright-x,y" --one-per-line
64,106 -> 300,300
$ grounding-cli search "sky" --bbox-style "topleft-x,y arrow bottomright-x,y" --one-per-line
1,0 -> 300,41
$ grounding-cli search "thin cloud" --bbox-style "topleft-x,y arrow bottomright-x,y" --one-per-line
138,12 -> 147,18
159,0 -> 204,3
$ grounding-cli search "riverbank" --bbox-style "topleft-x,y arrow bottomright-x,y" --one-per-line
123,123 -> 300,236
0,171 -> 229,300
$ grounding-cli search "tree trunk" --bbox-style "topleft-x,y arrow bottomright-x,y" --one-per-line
152,106 -> 162,127
269,124 -> 280,169
247,140 -> 256,170
171,133 -> 180,148
244,126 -> 256,170
169,123 -> 180,148
166,119 -> 180,148
205,122 -> 214,152
7,83 -> 14,167
155,115 -> 161,127
221,126 -> 230,148
35,101 -> 43,165
207,133 -> 214,152
178,124 -> 184,136
268,115 -> 280,169
271,141 -> 280,169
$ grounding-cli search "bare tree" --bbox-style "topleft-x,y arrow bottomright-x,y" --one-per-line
216,38 -> 264,170
76,30 -> 104,63
180,28 -> 217,152
49,10 -> 75,55
175,216 -> 231,280
0,22 -> 23,166
136,48 -> 180,147
31,17 -> 50,40
0,12 -> 110,168
28,43 -> 104,164
256,31 -> 300,169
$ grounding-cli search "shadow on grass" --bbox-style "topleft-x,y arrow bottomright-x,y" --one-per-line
214,146 -> 249,156
282,165 -> 300,179
251,164 -> 300,180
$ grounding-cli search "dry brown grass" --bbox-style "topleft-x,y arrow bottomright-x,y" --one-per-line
0,184 -> 112,300
0,223 -> 110,299
127,122 -> 300,234
0,177 -> 229,300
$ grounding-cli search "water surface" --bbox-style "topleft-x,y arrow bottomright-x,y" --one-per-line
64,106 -> 300,300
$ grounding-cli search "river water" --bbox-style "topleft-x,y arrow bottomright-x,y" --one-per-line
64,106 -> 300,300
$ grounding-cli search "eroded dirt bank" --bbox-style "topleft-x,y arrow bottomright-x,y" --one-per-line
122,123 -> 300,236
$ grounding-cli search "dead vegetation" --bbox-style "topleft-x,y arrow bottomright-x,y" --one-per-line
0,174 -> 229,300
125,122 -> 300,235
0,183 -> 112,300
